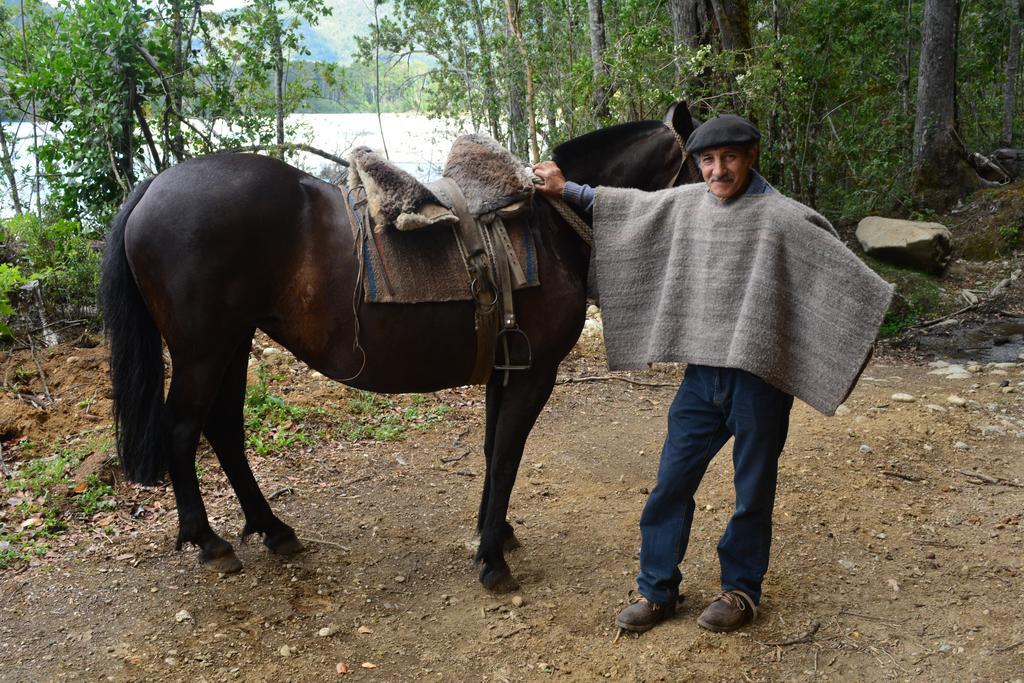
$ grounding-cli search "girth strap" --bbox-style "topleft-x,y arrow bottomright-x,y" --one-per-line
434,177 -> 500,385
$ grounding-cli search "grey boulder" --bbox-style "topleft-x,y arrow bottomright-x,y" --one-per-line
855,217 -> 952,274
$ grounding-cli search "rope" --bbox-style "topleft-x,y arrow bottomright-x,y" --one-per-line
526,168 -> 594,247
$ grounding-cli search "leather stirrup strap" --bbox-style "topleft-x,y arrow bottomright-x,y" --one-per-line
435,177 -> 499,385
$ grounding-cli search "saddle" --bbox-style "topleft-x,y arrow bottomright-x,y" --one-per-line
345,134 -> 537,384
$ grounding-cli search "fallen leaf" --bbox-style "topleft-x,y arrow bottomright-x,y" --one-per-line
357,625 -> 373,634
72,481 -> 88,494
336,662 -> 349,675
96,515 -> 116,527
360,662 -> 377,669
19,516 -> 41,530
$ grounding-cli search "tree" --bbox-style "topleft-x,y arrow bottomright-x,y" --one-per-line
710,0 -> 750,52
1003,0 -> 1023,146
911,0 -> 979,210
586,0 -> 611,118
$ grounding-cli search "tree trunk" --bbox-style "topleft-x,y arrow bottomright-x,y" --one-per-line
587,0 -> 611,119
1003,0 -> 1022,146
668,0 -> 714,50
709,0 -> 751,52
170,0 -> 186,162
911,0 -> 978,210
504,0 -> 539,162
270,6 -> 286,155
0,123 -> 24,214
470,0 -> 501,139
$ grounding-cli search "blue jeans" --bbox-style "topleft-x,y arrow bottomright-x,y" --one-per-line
637,365 -> 794,606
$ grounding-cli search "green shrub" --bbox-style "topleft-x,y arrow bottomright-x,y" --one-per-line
1,214 -> 103,331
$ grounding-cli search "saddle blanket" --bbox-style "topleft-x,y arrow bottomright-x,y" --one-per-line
359,211 -> 539,303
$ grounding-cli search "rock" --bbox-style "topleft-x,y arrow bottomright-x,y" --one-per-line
928,360 -> 950,368
586,304 -> 600,318
855,217 -> 952,273
174,610 -> 192,623
938,642 -> 953,654
318,626 -> 337,638
967,363 -> 982,373
947,395 -> 967,406
262,346 -> 281,356
834,404 -> 850,416
891,393 -> 916,403
510,595 -> 525,608
992,148 -> 1024,178
952,441 -> 969,451
859,444 -> 873,454
930,364 -> 969,377
1003,386 -> 1016,394
925,404 -> 946,412
838,559 -> 856,571
279,645 -> 293,657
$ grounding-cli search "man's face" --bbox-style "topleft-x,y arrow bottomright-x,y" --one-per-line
698,145 -> 758,201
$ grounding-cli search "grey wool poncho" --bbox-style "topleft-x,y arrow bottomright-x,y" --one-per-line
593,184 -> 894,416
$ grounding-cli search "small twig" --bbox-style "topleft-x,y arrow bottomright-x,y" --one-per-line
957,469 -> 1023,488
760,620 -> 820,646
344,474 -> 372,487
222,143 -> 350,167
485,625 -> 530,643
910,537 -> 964,549
268,486 -> 294,500
15,393 -> 45,410
995,639 -> 1024,653
0,442 -> 10,478
441,450 -> 470,464
913,302 -> 982,329
555,375 -> 678,389
838,610 -> 903,625
26,334 -> 53,407
882,471 -> 926,482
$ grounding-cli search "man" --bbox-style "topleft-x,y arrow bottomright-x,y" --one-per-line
532,115 -> 892,634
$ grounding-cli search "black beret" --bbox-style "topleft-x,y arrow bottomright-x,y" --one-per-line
685,114 -> 761,154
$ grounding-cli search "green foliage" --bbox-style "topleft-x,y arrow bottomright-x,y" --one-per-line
244,364 -> 316,454
0,262 -> 27,337
998,223 -> 1021,247
1,214 -> 102,327
864,256 -> 949,337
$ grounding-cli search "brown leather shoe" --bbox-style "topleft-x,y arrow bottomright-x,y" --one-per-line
614,594 -> 680,633
697,590 -> 757,632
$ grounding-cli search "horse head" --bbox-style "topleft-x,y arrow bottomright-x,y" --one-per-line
553,100 -> 701,191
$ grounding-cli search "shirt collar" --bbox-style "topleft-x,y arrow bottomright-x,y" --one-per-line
705,169 -> 772,202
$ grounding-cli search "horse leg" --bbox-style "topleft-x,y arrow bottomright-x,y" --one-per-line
475,364 -> 558,592
165,359 -> 242,574
203,339 -> 304,557
478,378 -> 521,552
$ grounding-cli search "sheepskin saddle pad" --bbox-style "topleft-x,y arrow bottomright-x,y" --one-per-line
346,134 -> 540,304
347,133 -> 535,231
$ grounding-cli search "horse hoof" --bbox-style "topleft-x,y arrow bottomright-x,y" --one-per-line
202,550 -> 243,574
480,567 -> 519,593
503,532 -> 522,552
267,535 -> 305,556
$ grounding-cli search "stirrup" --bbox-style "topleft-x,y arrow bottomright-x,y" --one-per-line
495,327 -> 532,371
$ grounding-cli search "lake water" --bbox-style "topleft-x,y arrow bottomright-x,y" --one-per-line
0,112 -> 471,218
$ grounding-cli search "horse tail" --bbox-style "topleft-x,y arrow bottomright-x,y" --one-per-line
100,176 -> 166,484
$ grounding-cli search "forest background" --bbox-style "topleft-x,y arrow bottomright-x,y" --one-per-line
0,0 -> 1021,339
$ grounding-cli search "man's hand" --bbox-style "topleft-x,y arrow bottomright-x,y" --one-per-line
531,160 -> 567,199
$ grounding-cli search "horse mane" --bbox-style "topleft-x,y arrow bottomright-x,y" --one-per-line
552,120 -> 665,166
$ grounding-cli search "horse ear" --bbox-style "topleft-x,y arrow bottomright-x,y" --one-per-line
663,101 -> 696,141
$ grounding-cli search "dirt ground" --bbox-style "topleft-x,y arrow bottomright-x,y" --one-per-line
1,299 -> 1023,681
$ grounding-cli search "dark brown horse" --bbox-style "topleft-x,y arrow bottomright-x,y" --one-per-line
101,101 -> 700,591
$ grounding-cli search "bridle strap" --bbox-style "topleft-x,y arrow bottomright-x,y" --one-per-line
663,122 -> 690,189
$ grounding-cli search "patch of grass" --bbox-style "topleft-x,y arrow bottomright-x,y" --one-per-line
864,256 -> 951,338
998,223 -> 1021,247
244,365 -> 317,455
1,431 -> 116,568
